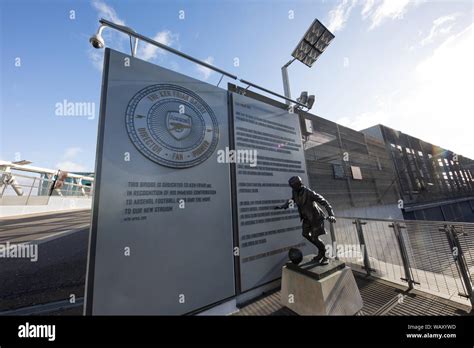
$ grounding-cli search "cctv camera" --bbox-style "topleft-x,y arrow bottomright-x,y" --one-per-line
90,25 -> 106,49
307,95 -> 315,109
89,33 -> 105,49
298,91 -> 308,105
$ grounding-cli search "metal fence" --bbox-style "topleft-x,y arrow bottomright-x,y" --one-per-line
329,216 -> 474,307
0,170 -> 93,205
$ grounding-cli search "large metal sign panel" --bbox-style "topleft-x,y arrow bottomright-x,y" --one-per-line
232,92 -> 311,292
85,49 -> 234,315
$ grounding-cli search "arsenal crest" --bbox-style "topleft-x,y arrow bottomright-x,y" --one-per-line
166,112 -> 192,140
125,84 -> 219,168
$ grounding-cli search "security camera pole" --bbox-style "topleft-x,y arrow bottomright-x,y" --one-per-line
281,18 -> 335,108
90,18 -> 308,109
90,22 -> 139,56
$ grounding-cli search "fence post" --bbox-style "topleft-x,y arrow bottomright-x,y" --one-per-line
353,218 -> 373,276
390,222 -> 416,290
0,176 -> 7,197
25,177 -> 36,206
443,224 -> 474,307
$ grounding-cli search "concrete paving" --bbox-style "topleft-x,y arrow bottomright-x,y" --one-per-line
0,210 -> 90,312
0,209 -> 90,244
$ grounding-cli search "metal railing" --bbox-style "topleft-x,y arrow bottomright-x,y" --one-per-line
0,170 -> 93,205
97,18 -> 308,109
328,216 -> 474,307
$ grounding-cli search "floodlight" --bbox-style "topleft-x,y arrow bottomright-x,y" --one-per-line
298,91 -> 308,105
302,56 -> 316,67
291,19 -> 335,67
281,18 -> 334,106
307,95 -> 315,110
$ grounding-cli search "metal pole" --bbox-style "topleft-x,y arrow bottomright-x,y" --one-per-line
133,37 -> 138,57
97,19 -> 307,108
25,177 -> 36,206
100,18 -> 237,80
353,218 -> 373,276
0,167 -> 11,197
0,180 -> 7,197
390,222 -> 416,289
443,224 -> 474,307
49,171 -> 59,197
281,58 -> 295,106
281,67 -> 291,105
239,79 -> 306,108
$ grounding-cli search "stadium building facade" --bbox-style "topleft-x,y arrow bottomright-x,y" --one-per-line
361,124 -> 474,222
234,86 -> 474,223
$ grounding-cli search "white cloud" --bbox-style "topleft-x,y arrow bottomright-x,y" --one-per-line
367,0 -> 415,30
420,13 -> 460,46
63,147 -> 83,159
170,61 -> 180,71
89,1 -> 126,70
55,161 -> 86,172
55,148 -> 86,172
89,2 -> 178,68
361,0 -> 376,19
196,56 -> 215,80
137,31 -> 179,61
352,24 -> 474,158
411,24 -> 473,149
337,110 -> 390,131
327,0 -> 422,33
88,49 -> 104,71
337,92 -> 396,129
327,0 -> 358,33
91,0 -> 125,25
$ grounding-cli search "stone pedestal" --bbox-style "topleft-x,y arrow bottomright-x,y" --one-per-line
281,254 -> 363,315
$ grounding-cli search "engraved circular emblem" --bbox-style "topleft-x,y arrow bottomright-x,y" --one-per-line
125,84 -> 219,168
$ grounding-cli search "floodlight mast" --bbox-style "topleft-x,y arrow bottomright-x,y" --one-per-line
90,18 -> 307,109
281,18 -> 335,109
281,58 -> 296,105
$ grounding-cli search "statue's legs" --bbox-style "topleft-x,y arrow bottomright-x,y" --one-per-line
302,220 -> 327,263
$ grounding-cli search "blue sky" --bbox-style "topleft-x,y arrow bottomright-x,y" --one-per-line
1,0 -> 473,171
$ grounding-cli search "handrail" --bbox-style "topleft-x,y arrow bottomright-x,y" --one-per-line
0,170 -> 93,199
335,215 -> 474,226
330,215 -> 474,306
98,19 -> 308,109
0,160 -> 94,181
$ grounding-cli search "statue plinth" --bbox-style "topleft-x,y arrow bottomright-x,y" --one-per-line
286,257 -> 346,280
281,254 -> 363,315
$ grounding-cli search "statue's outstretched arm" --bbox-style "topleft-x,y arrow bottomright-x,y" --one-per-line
274,199 -> 291,210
